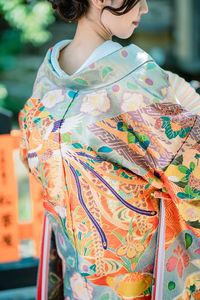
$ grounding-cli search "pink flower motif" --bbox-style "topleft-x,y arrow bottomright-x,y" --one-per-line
78,223 -> 87,232
143,264 -> 154,273
145,78 -> 154,86
155,118 -> 162,129
195,249 -> 200,255
112,85 -> 120,92
195,239 -> 200,255
81,264 -> 89,273
166,245 -> 189,278
121,50 -> 128,57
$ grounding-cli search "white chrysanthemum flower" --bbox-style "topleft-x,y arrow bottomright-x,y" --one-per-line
121,92 -> 143,112
80,90 -> 110,116
42,89 -> 65,108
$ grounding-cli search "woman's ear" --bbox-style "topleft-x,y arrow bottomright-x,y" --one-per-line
90,0 -> 112,10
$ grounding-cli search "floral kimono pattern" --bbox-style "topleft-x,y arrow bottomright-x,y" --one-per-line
18,43 -> 200,300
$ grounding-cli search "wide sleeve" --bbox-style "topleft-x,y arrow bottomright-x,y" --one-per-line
163,112 -> 200,193
166,71 -> 200,115
160,72 -> 200,205
162,72 -> 200,203
18,105 -> 29,171
158,113 -> 200,228
18,56 -> 46,170
85,82 -> 200,206
18,88 -> 38,171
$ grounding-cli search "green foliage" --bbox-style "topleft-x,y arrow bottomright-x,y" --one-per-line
0,1 -> 56,125
0,0 -> 55,45
0,83 -> 8,102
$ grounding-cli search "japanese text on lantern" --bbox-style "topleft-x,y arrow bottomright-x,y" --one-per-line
0,136 -> 19,262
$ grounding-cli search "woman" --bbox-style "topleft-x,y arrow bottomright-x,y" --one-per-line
18,0 -> 200,299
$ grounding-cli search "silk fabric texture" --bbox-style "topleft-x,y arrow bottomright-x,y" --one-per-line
18,43 -> 200,300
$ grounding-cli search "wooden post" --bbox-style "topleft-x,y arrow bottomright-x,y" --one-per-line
0,131 -> 43,263
0,134 -> 19,262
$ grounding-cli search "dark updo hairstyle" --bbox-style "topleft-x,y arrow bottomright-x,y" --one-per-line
48,0 -> 141,23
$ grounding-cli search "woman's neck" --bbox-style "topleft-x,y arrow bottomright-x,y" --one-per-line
59,17 -> 113,75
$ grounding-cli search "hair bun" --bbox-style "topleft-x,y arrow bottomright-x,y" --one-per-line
48,0 -> 89,22
48,0 -> 59,10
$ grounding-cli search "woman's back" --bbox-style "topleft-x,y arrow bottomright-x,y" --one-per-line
18,1 -> 200,299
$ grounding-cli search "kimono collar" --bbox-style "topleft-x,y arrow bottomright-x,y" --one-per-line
43,42 -> 154,91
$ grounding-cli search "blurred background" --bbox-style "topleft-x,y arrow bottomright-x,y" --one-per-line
0,0 -> 199,299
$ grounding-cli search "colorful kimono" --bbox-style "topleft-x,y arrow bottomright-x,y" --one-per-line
18,42 -> 200,300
